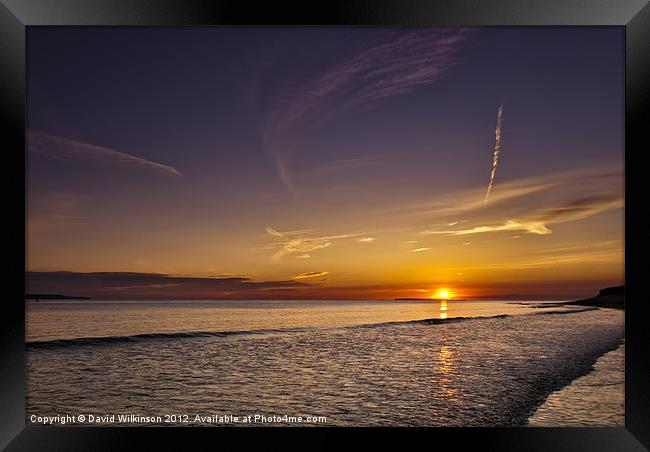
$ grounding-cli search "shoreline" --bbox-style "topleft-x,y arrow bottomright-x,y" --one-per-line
562,295 -> 624,310
527,340 -> 625,426
525,286 -> 625,425
562,285 -> 624,310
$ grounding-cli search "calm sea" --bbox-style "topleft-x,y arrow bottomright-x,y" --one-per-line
26,299 -> 624,426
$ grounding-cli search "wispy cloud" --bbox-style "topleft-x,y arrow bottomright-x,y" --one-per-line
424,193 -> 623,236
271,151 -> 297,197
262,29 -> 473,195
26,271 -> 305,299
426,220 -> 551,236
425,240 -> 623,277
392,165 -> 623,220
28,214 -> 87,235
28,130 -> 182,176
293,271 -> 329,280
484,104 -> 504,205
531,194 -> 623,224
358,237 -> 376,243
28,192 -> 89,235
266,227 -> 364,261
402,180 -> 555,219
409,247 -> 431,252
480,248 -> 623,271
533,239 -> 622,256
316,157 -> 381,173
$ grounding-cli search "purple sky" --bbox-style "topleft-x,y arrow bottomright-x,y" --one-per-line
26,27 -> 624,300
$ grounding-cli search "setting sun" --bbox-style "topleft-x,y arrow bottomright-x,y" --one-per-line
430,289 -> 452,299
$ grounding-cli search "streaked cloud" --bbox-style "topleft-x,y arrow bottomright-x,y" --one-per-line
532,239 -> 622,257
293,271 -> 329,280
409,247 -> 431,252
484,104 -> 504,205
358,237 -> 375,243
28,130 -> 182,176
424,192 -> 622,237
271,151 -> 297,197
531,193 -> 623,224
262,29 -> 472,195
316,157 -> 380,173
426,220 -> 552,236
26,271 -> 305,299
394,165 -> 622,219
483,249 -> 623,270
28,192 -> 89,235
432,240 -> 623,274
266,227 -> 364,261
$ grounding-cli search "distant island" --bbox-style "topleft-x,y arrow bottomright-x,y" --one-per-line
563,285 -> 624,310
25,294 -> 91,301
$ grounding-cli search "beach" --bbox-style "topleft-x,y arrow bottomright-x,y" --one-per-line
528,341 -> 624,426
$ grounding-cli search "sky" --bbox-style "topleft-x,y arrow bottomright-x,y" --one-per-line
26,27 -> 624,300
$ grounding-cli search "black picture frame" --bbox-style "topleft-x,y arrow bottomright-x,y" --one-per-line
2,0 -> 648,450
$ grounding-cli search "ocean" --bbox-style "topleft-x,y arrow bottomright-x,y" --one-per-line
25,299 -> 624,426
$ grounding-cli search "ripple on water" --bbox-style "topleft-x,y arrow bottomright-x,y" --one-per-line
26,308 -> 624,426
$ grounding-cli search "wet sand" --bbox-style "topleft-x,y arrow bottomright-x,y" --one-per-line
527,341 -> 624,426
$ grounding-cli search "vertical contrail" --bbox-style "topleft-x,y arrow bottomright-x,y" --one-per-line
484,104 -> 504,205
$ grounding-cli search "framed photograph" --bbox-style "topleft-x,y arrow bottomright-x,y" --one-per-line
2,0 -> 648,449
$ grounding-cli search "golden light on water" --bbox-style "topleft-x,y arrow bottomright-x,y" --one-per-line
437,345 -> 458,398
439,345 -> 453,373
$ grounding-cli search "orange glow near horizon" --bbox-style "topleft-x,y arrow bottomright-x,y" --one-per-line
24,30 -> 624,303
430,288 -> 453,300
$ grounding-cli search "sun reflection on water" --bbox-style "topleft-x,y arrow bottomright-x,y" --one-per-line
436,345 -> 458,399
439,345 -> 453,373
439,300 -> 448,319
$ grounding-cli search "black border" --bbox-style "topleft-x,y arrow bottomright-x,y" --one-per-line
2,1 -> 649,450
